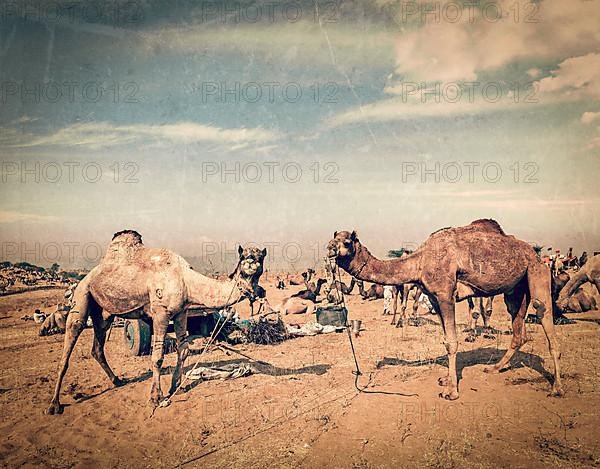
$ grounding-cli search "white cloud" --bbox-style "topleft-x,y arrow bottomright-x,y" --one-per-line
393,0 -> 600,83
1,121 -> 280,150
537,53 -> 600,100
327,94 -> 528,127
581,112 -> 600,125
0,211 -> 59,224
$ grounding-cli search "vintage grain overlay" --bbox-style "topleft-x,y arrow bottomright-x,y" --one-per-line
1,1 -> 599,467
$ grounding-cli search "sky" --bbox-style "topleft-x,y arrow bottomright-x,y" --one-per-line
0,0 -> 599,271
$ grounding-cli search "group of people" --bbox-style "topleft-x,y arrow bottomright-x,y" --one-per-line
544,248 -> 589,276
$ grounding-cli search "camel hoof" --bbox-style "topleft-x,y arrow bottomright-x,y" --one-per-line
46,402 -> 64,415
483,366 -> 500,374
149,391 -> 164,408
438,376 -> 450,387
395,321 -> 404,328
439,390 -> 459,400
549,387 -> 565,398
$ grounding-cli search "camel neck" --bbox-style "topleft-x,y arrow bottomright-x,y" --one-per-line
345,245 -> 421,286
183,268 -> 245,308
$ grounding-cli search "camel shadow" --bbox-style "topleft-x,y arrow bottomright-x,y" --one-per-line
178,358 -> 331,394
573,318 -> 600,326
74,358 -> 331,402
376,347 -> 554,385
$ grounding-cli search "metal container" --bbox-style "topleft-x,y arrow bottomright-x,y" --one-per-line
351,319 -> 362,337
315,306 -> 348,327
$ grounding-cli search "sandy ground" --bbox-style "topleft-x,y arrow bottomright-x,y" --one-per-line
1,279 -> 600,468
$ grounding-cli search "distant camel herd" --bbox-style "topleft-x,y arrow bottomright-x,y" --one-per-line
45,219 -> 599,414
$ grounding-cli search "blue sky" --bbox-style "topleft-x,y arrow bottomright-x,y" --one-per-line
0,0 -> 598,270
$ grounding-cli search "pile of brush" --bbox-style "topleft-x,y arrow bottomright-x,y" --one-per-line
241,315 -> 288,345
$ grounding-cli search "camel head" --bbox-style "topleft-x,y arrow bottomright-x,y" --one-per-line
327,230 -> 359,266
232,245 -> 267,280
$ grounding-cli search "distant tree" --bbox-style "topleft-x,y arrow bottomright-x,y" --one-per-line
532,244 -> 544,259
15,262 -> 45,272
387,248 -> 413,258
50,263 -> 60,273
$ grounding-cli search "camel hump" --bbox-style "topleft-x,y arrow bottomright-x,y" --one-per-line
112,229 -> 143,244
105,229 -> 144,263
469,219 -> 505,235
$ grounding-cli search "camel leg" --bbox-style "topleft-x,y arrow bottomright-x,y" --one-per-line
484,281 -> 528,374
169,312 -> 189,396
46,286 -> 92,415
149,309 -> 170,407
482,297 -> 493,329
390,286 -> 399,325
430,294 -> 459,400
396,285 -> 410,328
90,308 -> 123,386
464,297 -> 477,338
412,286 -> 421,319
528,264 -> 564,396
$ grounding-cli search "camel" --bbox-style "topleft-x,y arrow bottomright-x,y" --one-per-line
334,277 -> 356,295
391,283 -> 493,334
46,230 -> 266,415
357,279 -> 384,300
274,296 -> 317,315
292,278 -> 327,302
327,219 -> 563,400
557,255 -> 600,312
464,296 -> 494,332
288,269 -> 314,286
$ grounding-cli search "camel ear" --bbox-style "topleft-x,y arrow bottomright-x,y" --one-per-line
333,231 -> 338,237
350,230 -> 358,241
238,245 -> 243,257
261,247 -> 267,258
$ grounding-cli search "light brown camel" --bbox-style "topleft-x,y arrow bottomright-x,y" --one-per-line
391,284 -> 494,335
557,254 -> 600,311
327,219 -> 563,400
288,269 -> 314,286
46,230 -> 266,415
274,296 -> 316,315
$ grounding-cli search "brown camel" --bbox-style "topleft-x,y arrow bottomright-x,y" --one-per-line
327,219 -> 563,400
357,279 -> 384,300
334,277 -> 356,295
557,255 -> 600,311
47,230 -> 266,415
